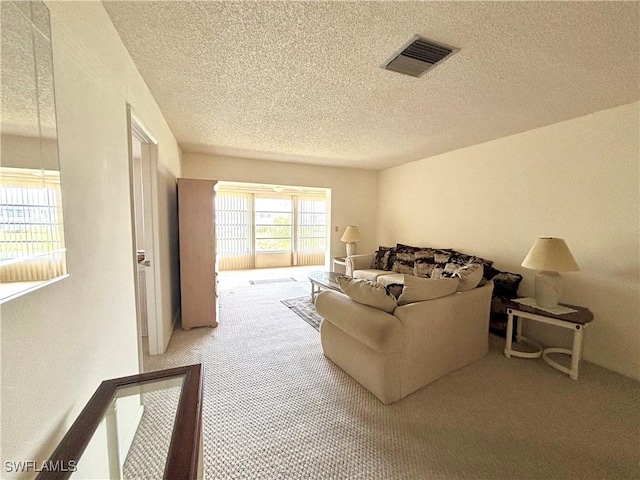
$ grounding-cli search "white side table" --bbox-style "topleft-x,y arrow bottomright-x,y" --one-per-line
332,257 -> 346,273
504,299 -> 594,380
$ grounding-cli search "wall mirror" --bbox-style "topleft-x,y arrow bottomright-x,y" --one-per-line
0,0 -> 68,303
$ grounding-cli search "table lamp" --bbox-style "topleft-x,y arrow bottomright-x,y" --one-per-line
340,225 -> 362,256
521,237 -> 579,308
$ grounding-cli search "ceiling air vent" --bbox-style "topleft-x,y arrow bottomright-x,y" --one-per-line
383,35 -> 458,78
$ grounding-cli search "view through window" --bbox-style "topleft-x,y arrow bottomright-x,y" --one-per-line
255,197 -> 292,252
0,168 -> 66,282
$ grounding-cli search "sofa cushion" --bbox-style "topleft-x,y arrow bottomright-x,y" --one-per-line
353,269 -> 390,282
397,275 -> 459,306
372,246 -> 395,270
337,276 -> 398,313
391,243 -> 418,274
375,273 -> 405,287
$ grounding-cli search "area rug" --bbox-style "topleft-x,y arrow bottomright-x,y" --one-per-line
281,295 -> 322,330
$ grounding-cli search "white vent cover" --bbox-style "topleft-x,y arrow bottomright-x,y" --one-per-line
383,35 -> 459,78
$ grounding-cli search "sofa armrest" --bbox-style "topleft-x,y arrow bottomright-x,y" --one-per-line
315,290 -> 402,353
345,253 -> 375,276
393,281 -> 493,360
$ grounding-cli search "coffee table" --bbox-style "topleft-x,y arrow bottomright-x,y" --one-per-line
308,271 -> 342,300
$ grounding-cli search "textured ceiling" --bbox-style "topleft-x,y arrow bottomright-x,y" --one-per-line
104,1 -> 639,170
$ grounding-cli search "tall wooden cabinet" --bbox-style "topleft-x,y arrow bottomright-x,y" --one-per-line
178,178 -> 218,329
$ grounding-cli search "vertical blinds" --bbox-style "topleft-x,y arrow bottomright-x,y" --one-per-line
0,169 -> 66,281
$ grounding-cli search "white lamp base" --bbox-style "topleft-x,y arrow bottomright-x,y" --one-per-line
534,271 -> 561,308
346,242 -> 357,256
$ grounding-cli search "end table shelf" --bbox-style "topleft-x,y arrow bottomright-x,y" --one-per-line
504,299 -> 594,379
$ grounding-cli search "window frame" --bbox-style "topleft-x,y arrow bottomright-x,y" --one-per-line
0,167 -> 65,265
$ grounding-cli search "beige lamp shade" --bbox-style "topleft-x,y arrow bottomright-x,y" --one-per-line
521,238 -> 579,272
340,226 -> 362,243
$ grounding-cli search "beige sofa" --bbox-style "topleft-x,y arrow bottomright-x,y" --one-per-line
315,280 -> 493,405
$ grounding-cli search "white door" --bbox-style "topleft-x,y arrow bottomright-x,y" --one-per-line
128,108 -> 163,358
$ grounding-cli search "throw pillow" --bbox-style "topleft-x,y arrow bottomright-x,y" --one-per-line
384,247 -> 397,270
375,276 -> 405,299
414,248 -> 471,278
372,246 -> 394,270
337,276 -> 398,313
385,283 -> 404,300
452,262 -> 484,291
491,271 -> 523,298
487,269 -> 523,338
483,264 -> 501,281
397,275 -> 459,306
428,262 -> 460,279
392,243 -> 419,274
413,248 -> 440,277
446,249 -> 494,269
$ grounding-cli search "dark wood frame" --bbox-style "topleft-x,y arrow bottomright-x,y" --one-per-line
36,364 -> 203,480
505,299 -> 594,324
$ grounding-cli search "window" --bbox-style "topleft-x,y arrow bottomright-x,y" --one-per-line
215,192 -> 252,256
214,184 -> 329,269
254,197 -> 292,252
297,197 -> 326,253
0,167 -> 66,282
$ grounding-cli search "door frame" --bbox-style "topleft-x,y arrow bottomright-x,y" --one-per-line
127,105 -> 164,362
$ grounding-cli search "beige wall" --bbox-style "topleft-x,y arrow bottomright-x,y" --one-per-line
183,154 -> 379,262
377,102 -> 640,380
0,2 -> 181,473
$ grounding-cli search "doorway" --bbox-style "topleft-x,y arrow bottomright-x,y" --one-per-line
128,107 -> 162,361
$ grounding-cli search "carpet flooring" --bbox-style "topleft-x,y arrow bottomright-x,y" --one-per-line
249,277 -> 297,285
123,384 -> 182,479
140,282 -> 639,480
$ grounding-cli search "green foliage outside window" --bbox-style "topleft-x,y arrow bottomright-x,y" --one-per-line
256,214 -> 292,251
